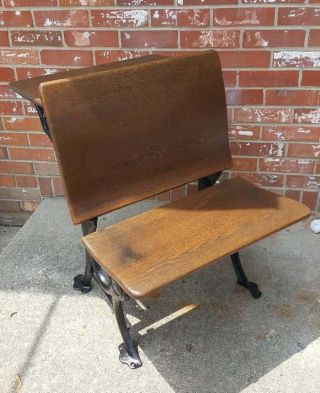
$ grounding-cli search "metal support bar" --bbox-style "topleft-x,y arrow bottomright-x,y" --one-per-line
114,297 -> 142,369
230,252 -> 261,299
35,105 -> 51,140
198,171 -> 222,191
73,217 -> 98,294
73,217 -> 140,367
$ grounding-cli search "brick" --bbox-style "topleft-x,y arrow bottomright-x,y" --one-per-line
3,0 -> 57,5
317,161 -> 320,174
118,0 -> 173,5
92,10 -> 148,28
301,71 -> 320,86
16,67 -> 64,80
20,200 -> 40,212
262,126 -> 320,142
243,0 -> 305,3
243,30 -> 305,48
235,108 -> 293,123
0,161 -> 33,174
34,10 -> 89,27
53,177 -> 64,196
273,51 -> 320,67
23,101 -> 38,115
232,157 -> 257,171
41,50 -> 93,67
0,132 -> 28,146
286,175 -> 320,190
288,143 -> 320,158
0,11 -> 33,27
0,174 -> 15,187
230,141 -> 285,157
259,158 -> 314,173
266,90 -> 320,106
226,89 -> 263,105
11,31 -> 62,47
28,133 -> 52,147
151,9 -> 209,27
180,31 -> 239,48
121,31 -> 178,48
171,185 -> 186,201
0,49 -> 39,65
0,31 -> 9,46
64,31 -> 118,47
33,162 -> 59,175
278,7 -> 320,26
8,147 -> 55,161
239,71 -> 299,87
15,175 -> 37,188
294,108 -> 320,124
3,117 -> 42,131
95,50 -> 148,64
38,177 -> 52,196
60,0 -> 113,4
231,172 -> 284,187
213,8 -> 275,26
0,187 -> 40,200
308,29 -> 320,46
0,68 -> 14,82
178,0 -> 236,4
0,147 -> 8,159
0,85 -> 20,99
0,101 -> 23,116
156,190 -> 170,201
302,191 -> 318,210
0,200 -> 21,212
218,50 -> 270,68
285,190 -> 301,203
228,125 -> 260,140
223,71 -> 237,87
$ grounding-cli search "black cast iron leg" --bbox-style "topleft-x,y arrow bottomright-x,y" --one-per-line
73,217 -> 98,294
113,296 -> 142,369
231,252 -> 261,299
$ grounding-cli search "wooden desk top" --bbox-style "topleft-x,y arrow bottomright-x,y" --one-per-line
9,55 -> 164,106
82,177 -> 310,298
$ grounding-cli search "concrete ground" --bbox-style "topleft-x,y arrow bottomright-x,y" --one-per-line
0,198 -> 319,393
0,226 -> 21,254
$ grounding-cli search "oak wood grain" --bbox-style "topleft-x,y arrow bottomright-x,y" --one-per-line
39,51 -> 232,224
82,177 -> 310,298
10,55 -> 164,106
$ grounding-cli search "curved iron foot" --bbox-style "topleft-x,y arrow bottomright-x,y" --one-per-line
231,252 -> 261,299
114,297 -> 142,369
73,273 -> 92,293
236,280 -> 261,299
73,218 -> 98,294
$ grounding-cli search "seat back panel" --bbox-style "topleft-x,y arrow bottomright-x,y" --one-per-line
40,51 -> 231,224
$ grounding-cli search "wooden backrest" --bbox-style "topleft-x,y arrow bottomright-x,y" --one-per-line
40,50 -> 232,224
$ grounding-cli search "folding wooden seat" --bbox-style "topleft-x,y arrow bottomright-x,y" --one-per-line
10,51 -> 310,369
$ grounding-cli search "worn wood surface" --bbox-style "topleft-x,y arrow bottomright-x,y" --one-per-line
40,51 -> 231,224
10,55 -> 164,106
83,177 -> 311,298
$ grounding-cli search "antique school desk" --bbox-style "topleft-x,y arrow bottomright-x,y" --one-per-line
10,51 -> 310,369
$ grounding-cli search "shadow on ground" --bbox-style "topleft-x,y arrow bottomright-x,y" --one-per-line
0,198 -> 319,393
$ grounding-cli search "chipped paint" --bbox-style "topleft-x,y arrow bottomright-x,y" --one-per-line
274,51 -> 320,67
193,31 -> 237,48
71,31 -> 92,46
215,10 -> 260,26
295,109 -> 320,124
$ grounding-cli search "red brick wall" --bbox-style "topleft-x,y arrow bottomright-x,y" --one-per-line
0,1 -> 320,218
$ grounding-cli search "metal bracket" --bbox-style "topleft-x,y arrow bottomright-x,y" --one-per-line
35,105 -> 51,140
230,252 -> 261,299
198,171 -> 222,191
